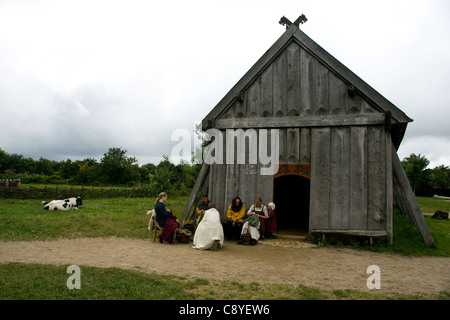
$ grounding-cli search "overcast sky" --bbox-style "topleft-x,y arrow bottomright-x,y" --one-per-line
1,0 -> 449,168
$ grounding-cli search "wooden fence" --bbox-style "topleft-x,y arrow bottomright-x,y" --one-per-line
0,179 -> 21,188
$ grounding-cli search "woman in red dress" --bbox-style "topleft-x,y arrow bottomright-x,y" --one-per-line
154,192 -> 179,243
260,202 -> 277,239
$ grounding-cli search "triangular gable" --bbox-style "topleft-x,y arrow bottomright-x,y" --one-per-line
202,25 -> 412,147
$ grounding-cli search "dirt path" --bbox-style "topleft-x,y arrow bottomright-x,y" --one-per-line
0,237 -> 449,295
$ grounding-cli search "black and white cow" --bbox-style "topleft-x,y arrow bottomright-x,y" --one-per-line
42,197 -> 82,210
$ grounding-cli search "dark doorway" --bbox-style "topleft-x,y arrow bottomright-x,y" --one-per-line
273,175 -> 310,232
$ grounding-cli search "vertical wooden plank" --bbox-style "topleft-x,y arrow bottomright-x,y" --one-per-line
329,127 -> 351,229
180,163 -> 210,223
309,127 -> 331,230
287,42 -> 301,116
367,126 -> 386,231
221,102 -> 235,119
235,91 -> 247,118
346,90 -> 362,114
260,65 -> 273,117
278,128 -> 287,164
208,163 -> 215,207
213,131 -> 227,219
361,99 -> 376,114
238,163 -> 250,208
287,128 -> 300,164
316,61 -> 329,115
273,50 -> 288,117
328,72 -> 346,114
385,131 -> 393,244
350,127 -> 368,230
247,80 -> 260,118
215,163 -> 227,219
392,144 -> 435,247
299,128 -> 311,164
258,129 -> 276,204
300,48 -> 314,115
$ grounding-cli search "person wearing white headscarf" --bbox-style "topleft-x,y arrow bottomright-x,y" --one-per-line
192,202 -> 224,251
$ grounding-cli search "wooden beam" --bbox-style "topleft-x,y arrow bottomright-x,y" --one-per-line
180,163 -> 209,224
215,114 -> 386,129
310,229 -> 387,237
392,146 -> 435,247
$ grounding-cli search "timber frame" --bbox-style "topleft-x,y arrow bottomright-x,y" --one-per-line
182,22 -> 434,247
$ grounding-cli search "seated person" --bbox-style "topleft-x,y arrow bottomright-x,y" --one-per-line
192,202 -> 224,251
246,196 -> 268,239
195,193 -> 210,226
222,196 -> 246,241
260,202 -> 277,239
154,192 -> 179,244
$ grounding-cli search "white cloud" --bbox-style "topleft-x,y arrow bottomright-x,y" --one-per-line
0,0 -> 449,167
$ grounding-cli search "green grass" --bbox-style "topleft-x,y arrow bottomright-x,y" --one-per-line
0,262 -> 447,300
0,195 -> 449,300
416,196 -> 450,213
1,196 -> 449,256
308,197 -> 450,257
0,197 -> 187,241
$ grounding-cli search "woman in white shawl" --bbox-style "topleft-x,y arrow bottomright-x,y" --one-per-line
192,202 -> 224,251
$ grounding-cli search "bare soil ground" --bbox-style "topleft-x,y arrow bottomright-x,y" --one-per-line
1,236 -> 449,295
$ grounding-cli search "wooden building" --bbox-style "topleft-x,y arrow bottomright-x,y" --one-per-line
182,18 -> 434,246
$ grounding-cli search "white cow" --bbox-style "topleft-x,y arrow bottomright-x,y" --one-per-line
42,197 -> 82,210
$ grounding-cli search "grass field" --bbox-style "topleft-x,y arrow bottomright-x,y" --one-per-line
0,195 -> 449,300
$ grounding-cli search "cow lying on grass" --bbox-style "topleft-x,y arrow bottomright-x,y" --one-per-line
41,197 -> 82,210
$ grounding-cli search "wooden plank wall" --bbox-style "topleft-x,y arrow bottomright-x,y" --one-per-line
309,126 -> 391,232
211,39 -> 392,233
220,41 -> 378,120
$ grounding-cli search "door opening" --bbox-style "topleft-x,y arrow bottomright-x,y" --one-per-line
273,175 -> 310,233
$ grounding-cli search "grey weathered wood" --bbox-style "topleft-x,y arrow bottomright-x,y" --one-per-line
386,132 -> 393,245
287,128 -> 299,163
392,146 -> 435,247
309,127 -> 331,230
310,229 -> 387,237
328,71 -> 346,115
291,27 -> 412,125
273,50 -> 287,117
287,42 -> 301,116
299,127 -> 311,164
247,78 -> 260,118
300,47 -> 314,115
350,127 -> 368,230
329,127 -> 351,229
316,61 -> 329,115
260,64 -> 273,117
180,163 -> 209,224
215,113 -> 386,129
278,128 -> 287,164
367,126 -> 386,231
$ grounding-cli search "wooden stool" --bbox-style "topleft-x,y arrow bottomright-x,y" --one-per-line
147,209 -> 162,243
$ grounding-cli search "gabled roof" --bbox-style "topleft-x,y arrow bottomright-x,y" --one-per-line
202,24 -> 413,133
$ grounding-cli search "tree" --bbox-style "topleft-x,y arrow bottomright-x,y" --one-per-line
148,155 -> 174,193
431,165 -> 449,189
401,153 -> 430,194
0,148 -> 6,173
75,158 -> 99,185
99,147 -> 138,185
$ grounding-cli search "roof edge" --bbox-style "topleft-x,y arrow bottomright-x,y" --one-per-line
202,24 -> 413,130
